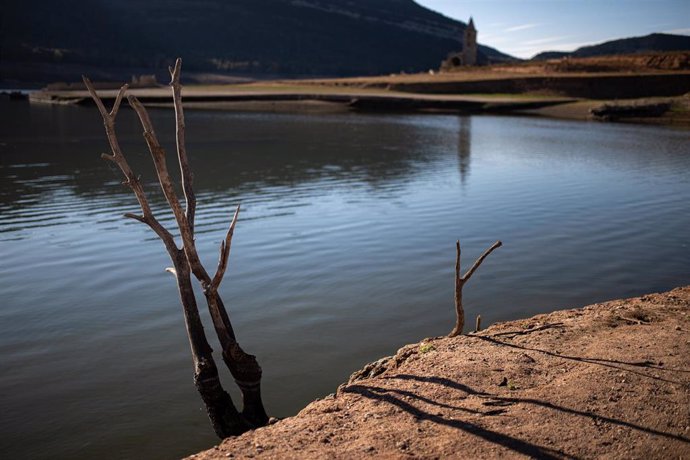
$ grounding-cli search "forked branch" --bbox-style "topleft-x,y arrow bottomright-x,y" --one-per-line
128,95 -> 184,209
84,76 -> 249,437
82,78 -> 175,252
449,240 -> 502,337
83,77 -> 128,122
212,204 -> 241,291
126,62 -> 268,428
127,93 -> 220,289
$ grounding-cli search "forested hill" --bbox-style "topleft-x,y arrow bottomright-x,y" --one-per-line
1,0 -> 512,82
532,33 -> 690,60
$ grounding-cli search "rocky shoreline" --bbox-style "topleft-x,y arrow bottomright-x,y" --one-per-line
188,287 -> 690,459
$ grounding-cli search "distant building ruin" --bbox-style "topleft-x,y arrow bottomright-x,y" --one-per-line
441,17 -> 478,70
131,74 -> 159,88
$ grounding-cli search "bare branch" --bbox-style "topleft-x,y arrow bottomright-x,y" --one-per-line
169,58 -> 197,234
87,71 -> 252,436
82,76 -> 110,121
450,240 -> 502,337
127,95 -> 158,141
81,77 -> 128,122
127,65 -> 267,427
211,204 -> 241,291
455,240 -> 461,282
124,213 -> 146,223
462,240 -> 502,282
451,240 -> 465,337
83,77 -> 177,252
127,96 -> 179,206
127,94 -> 201,257
126,79 -> 238,371
128,93 -> 222,294
110,84 -> 129,118
169,57 -> 182,83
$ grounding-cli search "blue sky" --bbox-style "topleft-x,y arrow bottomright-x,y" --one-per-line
416,0 -> 690,58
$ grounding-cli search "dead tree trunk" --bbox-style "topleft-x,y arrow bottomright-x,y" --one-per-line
171,250 -> 246,437
450,240 -> 502,337
83,59 -> 267,436
128,59 -> 268,427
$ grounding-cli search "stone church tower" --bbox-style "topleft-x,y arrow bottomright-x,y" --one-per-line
462,17 -> 477,66
440,17 -> 479,70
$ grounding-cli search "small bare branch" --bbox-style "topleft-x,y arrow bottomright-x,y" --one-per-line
110,84 -> 129,118
450,240 -> 502,337
462,240 -> 502,282
169,57 -> 182,83
165,267 -> 177,276
475,315 -> 482,333
124,213 -> 146,223
127,95 -> 158,141
82,76 -> 110,121
211,205 -> 241,291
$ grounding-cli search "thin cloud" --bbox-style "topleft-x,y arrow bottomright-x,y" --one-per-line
486,38 -> 512,45
505,23 -> 539,33
523,36 -> 571,46
480,34 -> 510,44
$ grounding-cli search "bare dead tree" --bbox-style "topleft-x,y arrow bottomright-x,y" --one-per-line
449,240 -> 502,337
83,58 -> 267,436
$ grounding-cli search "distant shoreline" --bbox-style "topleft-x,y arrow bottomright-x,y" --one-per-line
25,70 -> 690,127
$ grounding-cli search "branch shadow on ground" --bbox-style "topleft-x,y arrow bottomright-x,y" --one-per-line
485,324 -> 690,373
381,373 -> 690,445
342,383 -> 572,460
473,334 -> 689,385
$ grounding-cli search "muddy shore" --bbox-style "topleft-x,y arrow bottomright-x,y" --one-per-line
26,70 -> 690,127
189,287 -> 690,459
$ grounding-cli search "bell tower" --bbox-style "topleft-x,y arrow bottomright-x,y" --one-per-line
462,17 -> 477,66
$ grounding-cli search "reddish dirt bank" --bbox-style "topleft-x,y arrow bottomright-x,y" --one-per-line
190,287 -> 690,459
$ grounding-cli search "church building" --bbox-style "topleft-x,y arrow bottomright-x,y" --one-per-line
441,18 -> 478,70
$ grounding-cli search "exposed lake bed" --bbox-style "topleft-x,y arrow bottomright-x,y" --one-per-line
191,286 -> 690,460
1,98 -> 689,458
27,68 -> 690,126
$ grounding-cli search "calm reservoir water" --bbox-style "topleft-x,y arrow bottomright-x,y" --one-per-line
1,99 -> 689,458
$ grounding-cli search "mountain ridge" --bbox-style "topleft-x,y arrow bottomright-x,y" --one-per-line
532,33 -> 690,60
1,0 -> 513,83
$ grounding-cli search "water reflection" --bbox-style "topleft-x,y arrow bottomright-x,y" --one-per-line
457,116 -> 472,185
0,100 -> 458,229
